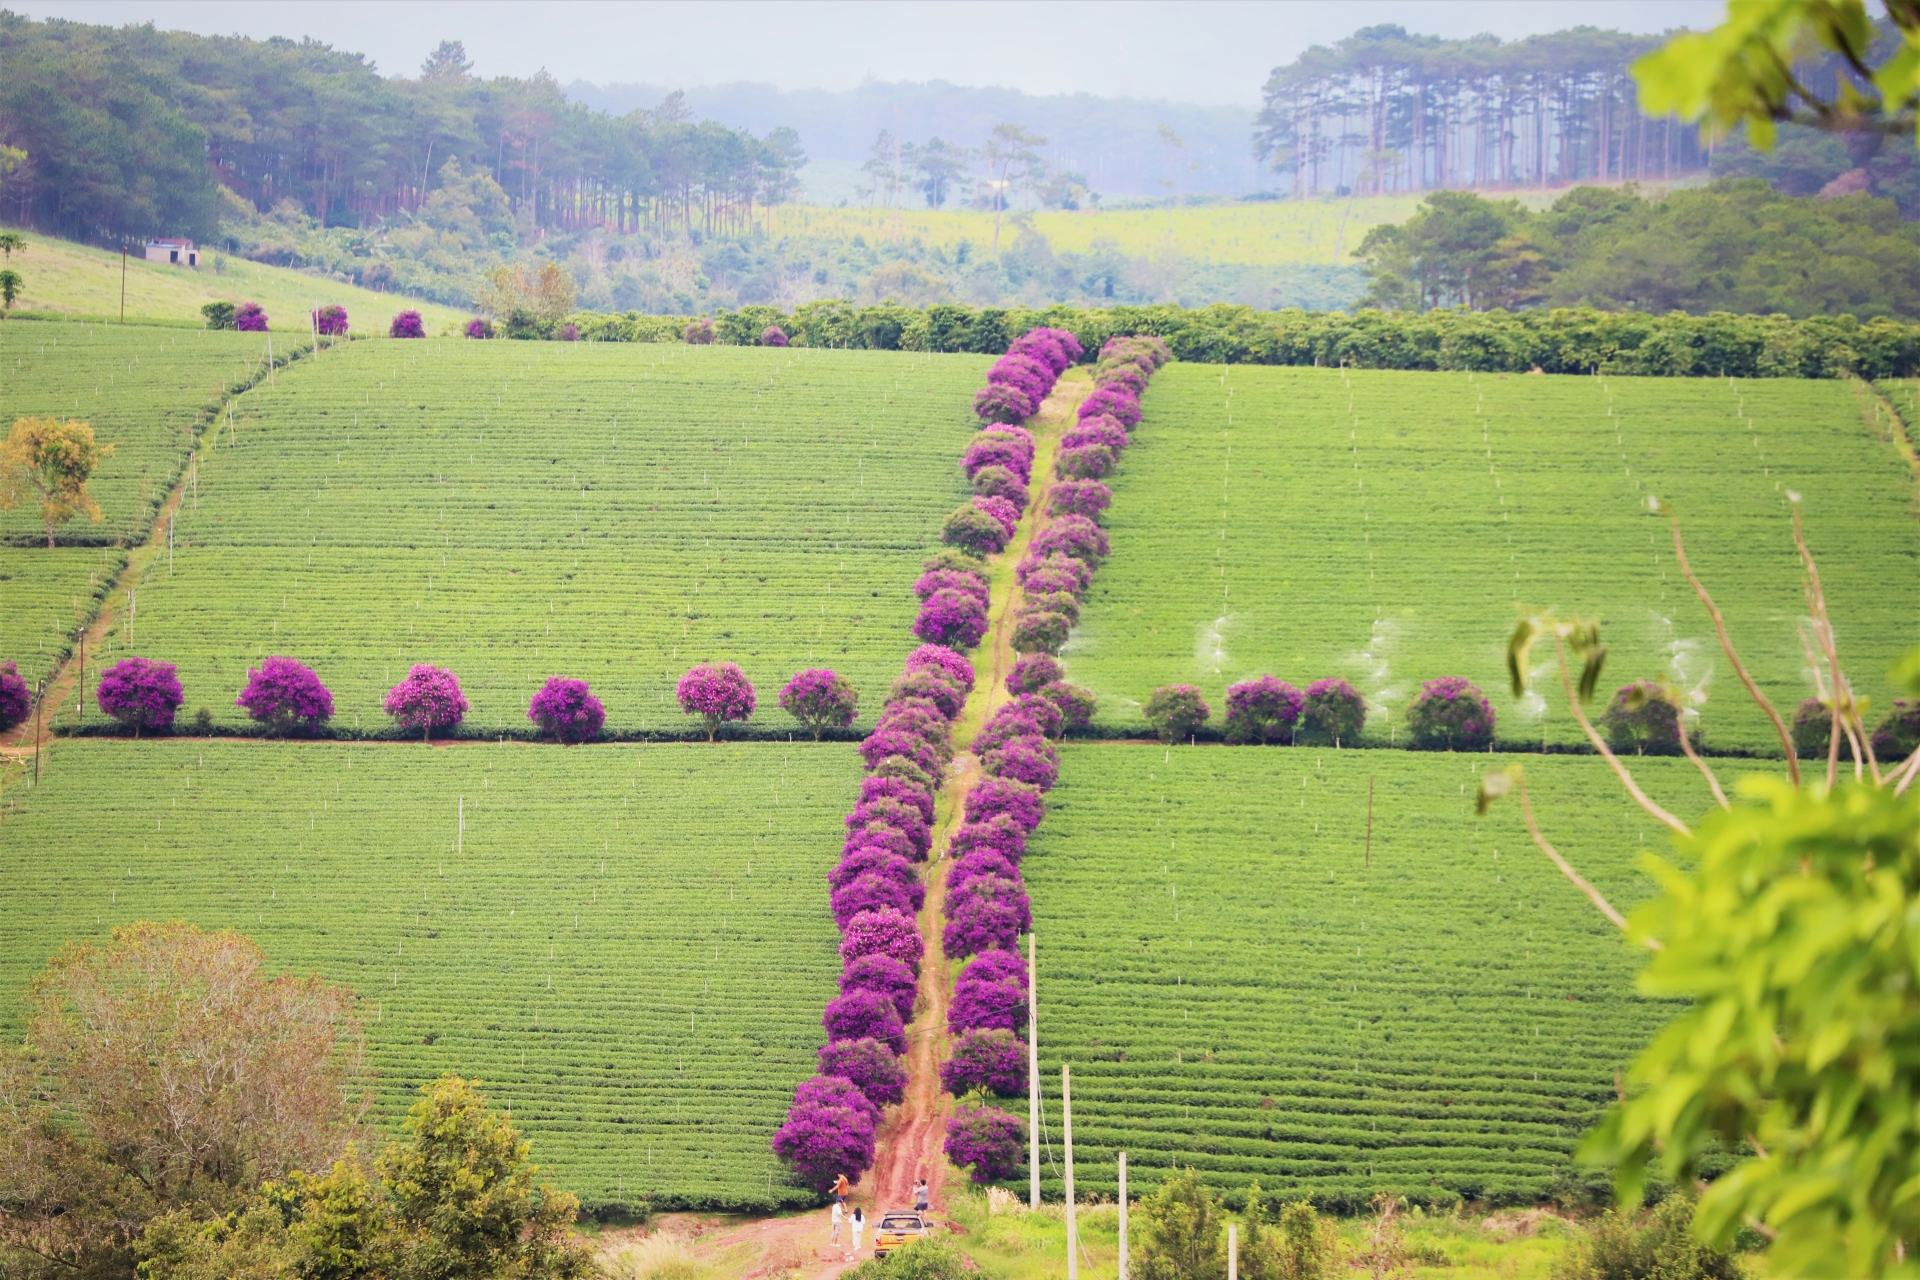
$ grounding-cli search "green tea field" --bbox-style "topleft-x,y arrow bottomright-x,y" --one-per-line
1024,743 -> 1723,1207
0,738 -> 854,1210
1063,364 -> 1920,751
96,339 -> 984,733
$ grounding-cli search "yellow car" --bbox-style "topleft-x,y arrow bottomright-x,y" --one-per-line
872,1210 -> 929,1258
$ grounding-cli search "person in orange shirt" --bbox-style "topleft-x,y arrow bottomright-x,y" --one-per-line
832,1173 -> 851,1205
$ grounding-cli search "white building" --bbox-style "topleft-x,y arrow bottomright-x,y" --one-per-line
144,238 -> 198,267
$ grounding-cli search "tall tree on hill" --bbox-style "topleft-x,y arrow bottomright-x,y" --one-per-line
982,123 -> 1047,253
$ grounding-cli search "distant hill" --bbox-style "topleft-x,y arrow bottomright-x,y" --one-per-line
565,79 -> 1264,205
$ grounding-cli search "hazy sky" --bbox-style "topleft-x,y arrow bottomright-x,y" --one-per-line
27,1 -> 1724,105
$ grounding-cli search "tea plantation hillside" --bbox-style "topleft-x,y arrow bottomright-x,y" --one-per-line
94,338 -> 985,733
0,323 -> 299,686
0,739 -> 852,1211
1063,365 -> 1920,751
1024,744 -> 1720,1207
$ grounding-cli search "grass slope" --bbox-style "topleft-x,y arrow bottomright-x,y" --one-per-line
96,340 -> 982,733
3,231 -> 467,331
0,738 -> 852,1210
1062,364 -> 1919,752
1023,743 -> 1720,1208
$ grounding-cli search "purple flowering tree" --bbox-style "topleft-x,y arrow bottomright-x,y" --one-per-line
1302,677 -> 1367,746
557,323 -> 579,342
857,728 -> 941,778
942,505 -> 1010,558
761,325 -> 790,347
1030,515 -> 1109,565
1094,363 -> 1150,396
848,795 -> 933,858
312,305 -> 348,337
915,568 -> 989,606
236,656 -> 334,736
871,753 -> 937,794
528,676 -> 605,744
1055,444 -> 1116,481
823,989 -> 908,1055
888,669 -> 967,719
941,1029 -> 1026,1097
384,664 -> 468,741
860,775 -> 934,823
1048,480 -> 1112,521
1405,676 -> 1496,750
1790,697 -> 1833,760
778,668 -> 858,740
465,318 -> 494,339
831,847 -> 922,898
971,464 -> 1028,509
962,435 -> 1033,483
914,589 -> 990,649
982,740 -> 1058,792
1600,681 -> 1683,755
685,318 -> 715,344
839,908 -> 924,971
96,657 -> 184,735
1224,676 -> 1304,746
1011,610 -> 1069,656
949,816 -> 1027,864
905,644 -> 975,693
772,1075 -> 877,1190
1008,331 -> 1070,374
1017,554 -> 1091,598
1144,685 -> 1210,744
677,662 -> 755,741
1061,417 -> 1129,454
1006,653 -> 1063,696
1078,385 -> 1142,427
974,494 -> 1022,538
841,952 -> 919,1022
1039,681 -> 1097,733
948,849 -> 1020,896
234,302 -> 268,332
998,692 -> 1065,738
964,777 -> 1045,834
943,876 -> 1032,958
0,661 -> 28,733
819,1038 -> 906,1108
974,383 -> 1036,425
845,823 -> 915,863
948,973 -> 1028,1035
945,1104 -> 1024,1183
389,310 -> 425,339
1872,699 -> 1920,760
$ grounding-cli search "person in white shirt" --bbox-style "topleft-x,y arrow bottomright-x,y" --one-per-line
849,1206 -> 865,1258
830,1199 -> 843,1246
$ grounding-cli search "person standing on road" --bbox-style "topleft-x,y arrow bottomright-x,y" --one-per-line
830,1198 -> 843,1246
914,1177 -> 929,1213
849,1206 -> 865,1259
832,1173 -> 851,1206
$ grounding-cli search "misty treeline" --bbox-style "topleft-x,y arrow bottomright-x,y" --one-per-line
1252,24 -> 1710,196
0,15 -> 801,244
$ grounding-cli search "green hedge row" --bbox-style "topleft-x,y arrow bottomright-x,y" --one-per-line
560,301 -> 1920,379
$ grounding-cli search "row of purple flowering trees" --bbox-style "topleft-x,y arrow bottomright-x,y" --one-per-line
1143,675 -> 1506,750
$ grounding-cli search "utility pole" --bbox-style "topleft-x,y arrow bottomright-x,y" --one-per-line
1118,1152 -> 1128,1280
120,245 -> 127,323
1063,1062 -> 1077,1280
1028,932 -> 1040,1209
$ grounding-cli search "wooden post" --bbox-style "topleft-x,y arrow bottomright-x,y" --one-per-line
1118,1151 -> 1128,1280
1028,932 -> 1040,1210
32,682 -> 43,783
1229,1223 -> 1238,1280
74,634 -> 84,732
1365,775 -> 1375,871
120,247 -> 127,324
1063,1062 -> 1076,1280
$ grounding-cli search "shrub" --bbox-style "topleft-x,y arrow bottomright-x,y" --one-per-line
962,435 -> 1032,482
1134,1167 -> 1226,1280
1039,681 -> 1097,732
465,317 -> 493,339
1791,697 -> 1834,760
1029,514 -> 1108,564
234,302 -> 268,332
1405,677 -> 1496,750
1872,699 -> 1920,761
904,643 -> 976,694
389,310 -> 425,339
942,505 -> 1009,557
889,668 -> 966,719
839,908 -> 924,971
964,777 -> 1044,833
557,323 -> 579,342
772,1076 -> 877,1191
236,656 -> 334,735
832,873 -> 917,929
823,989 -> 907,1055
842,1237 -> 974,1280
819,1038 -> 906,1109
1062,416 -> 1129,453
760,325 -> 789,347
1145,685 -> 1210,743
684,318 -> 715,344
0,660 -> 28,732
1079,384 -> 1142,427
982,739 -> 1058,791
944,1104 -> 1024,1183
1006,653 -> 1063,696
974,494 -> 1022,537
1600,681 -> 1685,755
1048,480 -> 1112,521
872,753 -> 937,794
1056,444 -> 1116,480
914,589 -> 990,649
312,305 -> 348,337
96,657 -> 186,735
383,664 -> 467,740
941,1028 -> 1026,1097
949,816 -> 1027,863
1011,610 -> 1070,655
859,775 -> 934,823
840,952 -> 919,1023
676,661 -> 755,741
1017,553 -> 1092,597
922,548 -> 987,576
1224,676 -> 1302,745
1302,677 -> 1366,746
199,301 -> 236,330
972,464 -> 1028,508
1554,1194 -> 1742,1280
973,382 -> 1035,425
778,668 -> 858,740
525,676 -> 605,744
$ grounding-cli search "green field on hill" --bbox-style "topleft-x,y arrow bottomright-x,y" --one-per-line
0,738 -> 853,1210
85,339 -> 982,734
1023,742 -> 1721,1207
1061,364 -> 1920,752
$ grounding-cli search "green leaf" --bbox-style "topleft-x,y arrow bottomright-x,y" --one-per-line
1506,617 -> 1538,697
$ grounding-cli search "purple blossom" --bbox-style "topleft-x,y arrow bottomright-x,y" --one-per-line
962,433 -> 1033,482
676,661 -> 755,740
1008,330 -> 1071,375
1101,334 -> 1171,368
1040,326 -> 1084,362
383,664 -> 468,739
905,644 -> 976,694
840,953 -> 919,1023
832,873 -> 918,929
947,850 -> 1019,896
987,353 -> 1055,403
871,753 -> 937,794
684,318 -> 715,344
1016,553 -> 1092,598
982,739 -> 1058,792
234,302 -> 268,332
97,657 -> 184,734
844,823 -> 916,863
761,325 -> 790,347
1871,699 -> 1920,761
1055,444 -> 1116,481
465,318 -> 494,339
1024,591 -> 1080,627
1012,610 -> 1069,656
823,989 -> 907,1055
1078,384 -> 1141,427
872,703 -> 951,754
945,1104 -> 1024,1183
1224,676 -> 1303,746
557,324 -> 579,342
966,950 -> 1030,989
0,662 -> 28,733
941,505 -> 1010,558
1602,681 -> 1685,755
527,676 -> 605,744
943,875 -> 1032,959
1030,515 -> 1109,564
1144,685 -> 1210,743
974,382 -> 1035,425
839,908 -> 924,972
236,656 -> 334,734
857,728 -> 941,779
773,1075 -> 877,1190
949,973 -> 1028,1036
948,816 -> 1027,864
860,775 -> 934,824
778,668 -> 859,740
1006,654 -> 1063,696
389,310 -> 425,339
819,1038 -> 906,1108
311,305 -> 348,337
1407,676 -> 1496,750
830,847 -> 921,899
888,668 -> 967,719
848,795 -> 933,859
1094,363 -> 1150,396
964,777 -> 1045,835
1061,416 -> 1129,454
941,1028 -> 1026,1097
1038,681 -> 1097,733
1048,480 -> 1112,521
996,692 -> 1065,739
915,568 -> 989,606
972,713 -> 1044,758
971,464 -> 1029,509
974,494 -> 1022,537
1303,677 -> 1367,746
914,588 -> 990,649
